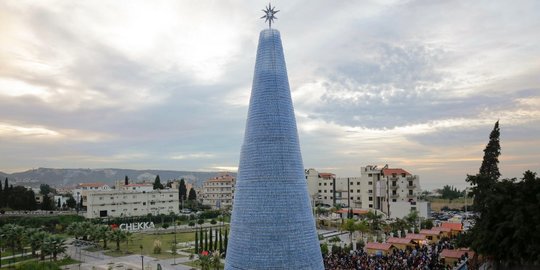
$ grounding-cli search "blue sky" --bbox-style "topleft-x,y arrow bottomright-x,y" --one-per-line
0,1 -> 539,190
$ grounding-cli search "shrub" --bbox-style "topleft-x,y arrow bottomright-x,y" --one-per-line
197,219 -> 205,225
320,243 -> 329,256
331,244 -> 341,254
356,239 -> 365,250
188,221 -> 195,227
210,219 -> 217,225
153,240 -> 162,254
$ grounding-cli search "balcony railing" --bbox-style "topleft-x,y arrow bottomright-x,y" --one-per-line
390,194 -> 399,199
390,185 -> 398,190
407,184 -> 416,189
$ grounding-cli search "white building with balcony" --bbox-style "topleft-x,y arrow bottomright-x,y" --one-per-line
201,173 -> 235,209
85,189 -> 179,219
306,165 -> 426,218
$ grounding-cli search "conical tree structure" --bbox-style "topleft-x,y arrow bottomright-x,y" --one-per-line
225,29 -> 323,269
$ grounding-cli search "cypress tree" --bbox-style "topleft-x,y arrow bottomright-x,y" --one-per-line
209,228 -> 213,251
194,229 -> 199,254
199,228 -> 204,252
479,120 -> 501,182
224,228 -> 228,255
124,175 -> 129,185
179,179 -> 187,209
204,229 -> 208,251
467,120 -> 502,209
219,228 -> 223,253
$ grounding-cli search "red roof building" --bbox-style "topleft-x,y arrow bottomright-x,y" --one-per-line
381,168 -> 411,177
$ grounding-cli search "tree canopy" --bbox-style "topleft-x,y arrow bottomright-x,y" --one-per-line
153,175 -> 164,190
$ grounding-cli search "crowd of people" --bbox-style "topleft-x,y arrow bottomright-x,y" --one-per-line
323,241 -> 468,270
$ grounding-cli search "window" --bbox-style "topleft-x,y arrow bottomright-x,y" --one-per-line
368,181 -> 372,185
350,197 -> 353,200
392,199 -> 397,202
330,196 -> 333,199
369,204 -> 373,208
357,197 -> 361,200
324,183 -> 327,186
350,189 -> 353,193
409,190 -> 413,195
318,183 -> 321,186
368,190 -> 373,194
357,182 -> 360,185
350,182 -> 353,185
318,190 -> 322,193
392,191 -> 397,195
99,197 -> 103,200
411,207 -> 417,211
408,181 -> 413,186
324,196 -> 327,199
110,197 -> 114,199
143,202 -> 146,205
357,189 -> 360,193
392,181 -> 397,186
369,196 -> 373,201
324,190 -> 327,193
330,182 -> 333,186
401,173 -> 406,177
368,174 -> 372,177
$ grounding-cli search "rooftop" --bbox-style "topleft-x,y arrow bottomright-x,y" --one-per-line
441,222 -> 463,231
365,242 -> 394,251
382,168 -> 411,176
405,234 -> 427,240
440,248 -> 475,259
386,237 -> 414,245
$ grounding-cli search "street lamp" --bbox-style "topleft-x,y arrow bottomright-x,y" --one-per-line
140,245 -> 144,270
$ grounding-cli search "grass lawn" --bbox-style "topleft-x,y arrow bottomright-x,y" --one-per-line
182,260 -> 224,270
104,231 -> 195,259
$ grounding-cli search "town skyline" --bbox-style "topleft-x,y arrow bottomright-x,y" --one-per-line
1,1 -> 539,190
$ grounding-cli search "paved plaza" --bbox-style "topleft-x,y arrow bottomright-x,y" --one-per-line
62,244 -> 197,270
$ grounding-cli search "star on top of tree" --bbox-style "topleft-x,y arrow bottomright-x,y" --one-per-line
261,3 -> 279,28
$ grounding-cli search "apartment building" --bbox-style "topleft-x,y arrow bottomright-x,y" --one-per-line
201,173 -> 235,209
306,165 -> 426,218
72,182 -> 111,208
85,189 -> 179,219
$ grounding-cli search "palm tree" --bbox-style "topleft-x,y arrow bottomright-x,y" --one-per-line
341,219 -> 358,246
28,229 -> 48,257
111,229 -> 126,251
210,251 -> 221,270
96,225 -> 111,249
124,231 -> 133,253
365,211 -> 383,232
43,235 -> 66,261
3,224 -> 25,263
356,220 -> 369,242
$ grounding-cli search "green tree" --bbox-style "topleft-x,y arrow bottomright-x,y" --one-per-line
479,120 -> 501,182
439,185 -> 462,200
218,229 -> 223,253
195,229 -> 199,254
365,211 -> 383,232
124,175 -> 129,185
179,179 -> 187,209
39,184 -> 54,195
341,219 -> 358,246
66,196 -> 76,209
188,188 -> 197,201
208,228 -> 213,251
204,229 -> 208,251
41,195 -> 54,211
111,229 -> 126,251
97,225 -> 111,249
467,121 -> 501,209
153,175 -> 164,190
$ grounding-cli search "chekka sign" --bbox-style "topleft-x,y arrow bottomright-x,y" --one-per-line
119,222 -> 155,231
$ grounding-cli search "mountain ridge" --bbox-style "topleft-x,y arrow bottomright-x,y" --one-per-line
1,167 -> 235,188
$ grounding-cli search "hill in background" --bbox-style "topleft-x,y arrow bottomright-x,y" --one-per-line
0,168 -> 235,188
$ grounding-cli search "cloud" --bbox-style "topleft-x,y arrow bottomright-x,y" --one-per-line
0,0 -> 539,190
